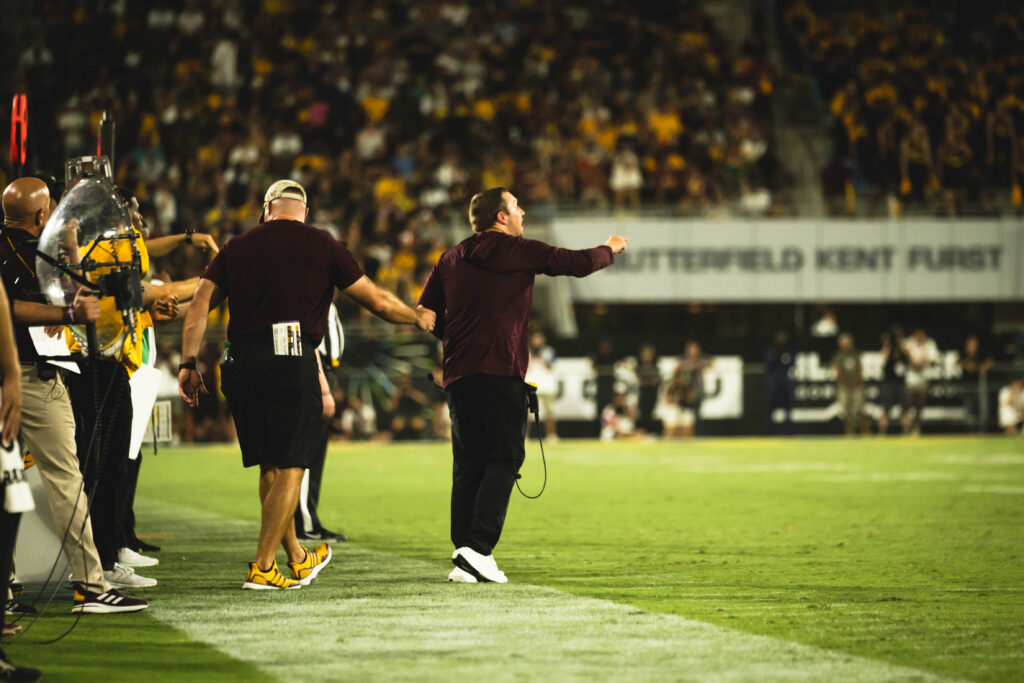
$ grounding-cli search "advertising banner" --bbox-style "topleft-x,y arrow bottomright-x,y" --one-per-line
549,218 -> 1023,302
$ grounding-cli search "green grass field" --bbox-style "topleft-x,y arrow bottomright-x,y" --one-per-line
7,437 -> 1024,681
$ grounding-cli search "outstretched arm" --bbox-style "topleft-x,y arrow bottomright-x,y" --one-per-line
535,235 -> 628,277
342,276 -> 434,332
145,232 -> 219,258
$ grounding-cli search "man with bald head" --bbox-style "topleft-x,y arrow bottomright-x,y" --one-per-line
179,179 -> 435,589
0,177 -> 147,613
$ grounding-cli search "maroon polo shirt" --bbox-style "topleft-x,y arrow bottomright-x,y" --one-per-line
418,230 -> 614,388
202,220 -> 363,346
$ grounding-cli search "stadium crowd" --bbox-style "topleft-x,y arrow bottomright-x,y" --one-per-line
5,0 -> 783,286
782,1 -> 1024,216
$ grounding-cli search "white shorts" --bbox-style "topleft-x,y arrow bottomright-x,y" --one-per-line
999,405 -> 1021,429
657,403 -> 694,428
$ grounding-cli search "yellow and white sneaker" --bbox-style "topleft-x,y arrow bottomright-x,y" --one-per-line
288,543 -> 332,586
242,561 -> 301,590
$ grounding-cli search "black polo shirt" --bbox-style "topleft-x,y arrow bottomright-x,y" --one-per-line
0,227 -> 46,362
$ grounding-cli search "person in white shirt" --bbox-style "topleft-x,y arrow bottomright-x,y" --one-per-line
998,378 -> 1024,435
903,328 -> 939,435
524,331 -> 558,442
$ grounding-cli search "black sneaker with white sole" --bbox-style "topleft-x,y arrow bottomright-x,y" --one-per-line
296,528 -> 348,543
71,586 -> 148,614
4,600 -> 36,616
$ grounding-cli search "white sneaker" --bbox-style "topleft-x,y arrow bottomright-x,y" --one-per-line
447,567 -> 478,583
452,547 -> 508,584
118,547 -> 159,567
104,563 -> 157,589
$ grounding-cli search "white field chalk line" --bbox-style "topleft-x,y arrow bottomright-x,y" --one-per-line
141,500 -> 954,683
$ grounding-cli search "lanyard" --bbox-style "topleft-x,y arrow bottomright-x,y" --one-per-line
4,233 -> 35,277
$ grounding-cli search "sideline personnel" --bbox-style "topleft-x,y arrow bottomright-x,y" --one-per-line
0,178 -> 147,613
179,180 -> 434,590
418,187 -> 626,583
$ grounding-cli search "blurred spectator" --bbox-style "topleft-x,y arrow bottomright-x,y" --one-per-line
601,387 -> 641,441
899,119 -> 935,205
338,392 -> 378,442
524,331 -> 559,442
832,333 -> 868,436
957,335 -> 994,433
591,337 -> 617,435
904,327 -> 940,436
878,327 -> 909,435
811,308 -> 838,337
636,344 -> 662,434
388,373 -> 430,441
998,377 -> 1024,435
609,145 -> 642,209
764,330 -> 795,434
657,366 -> 695,439
677,341 -> 712,436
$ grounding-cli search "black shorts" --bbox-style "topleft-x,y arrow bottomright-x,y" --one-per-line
879,380 -> 906,412
220,339 -> 322,469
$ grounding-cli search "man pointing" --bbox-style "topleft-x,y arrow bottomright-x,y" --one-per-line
418,187 -> 626,583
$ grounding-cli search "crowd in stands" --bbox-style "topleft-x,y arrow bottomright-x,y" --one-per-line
4,0 -> 784,288
782,1 -> 1024,216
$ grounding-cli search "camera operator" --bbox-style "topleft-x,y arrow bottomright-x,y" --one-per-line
0,178 -> 147,614
178,180 -> 434,590
418,187 -> 627,584
64,189 -> 180,591
106,189 -> 216,566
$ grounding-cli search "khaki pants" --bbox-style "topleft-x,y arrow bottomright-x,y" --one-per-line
20,365 -> 108,593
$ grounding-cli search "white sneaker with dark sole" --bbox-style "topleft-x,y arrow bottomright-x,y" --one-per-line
452,547 -> 507,583
447,566 -> 478,583
104,563 -> 157,588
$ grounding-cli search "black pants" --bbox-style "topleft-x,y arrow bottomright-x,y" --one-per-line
294,418 -> 329,535
765,379 -> 793,435
121,451 -> 142,548
0,486 -> 18,606
446,375 -> 527,556
67,360 -> 133,568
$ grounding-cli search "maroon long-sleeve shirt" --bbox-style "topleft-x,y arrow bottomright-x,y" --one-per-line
418,230 -> 615,388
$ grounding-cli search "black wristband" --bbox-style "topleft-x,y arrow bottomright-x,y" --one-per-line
63,305 -> 76,324
185,227 -> 194,244
178,361 -> 197,372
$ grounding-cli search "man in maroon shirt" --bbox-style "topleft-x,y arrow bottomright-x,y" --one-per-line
179,180 -> 435,590
418,187 -> 627,583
